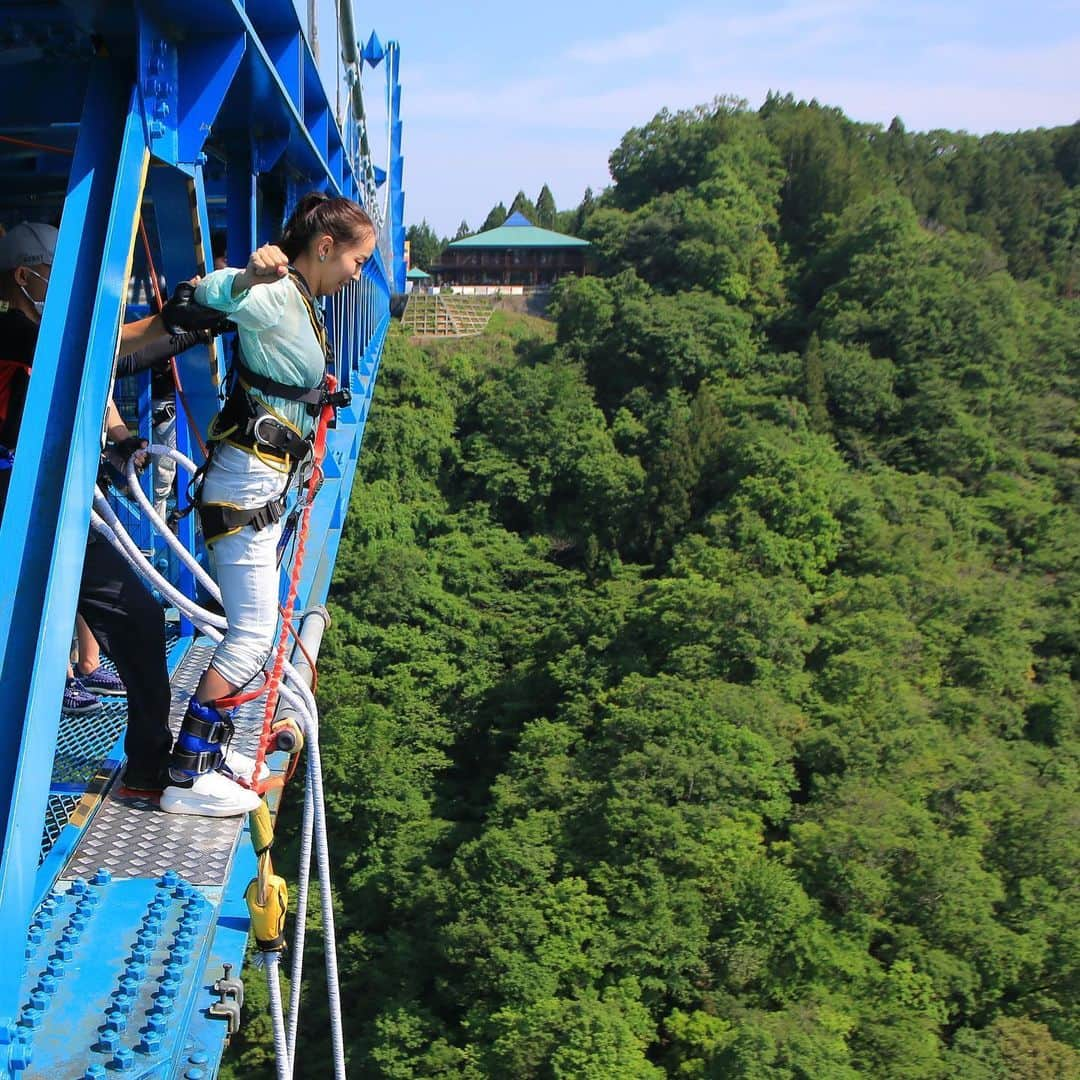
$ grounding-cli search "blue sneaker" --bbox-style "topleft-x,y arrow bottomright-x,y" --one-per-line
78,663 -> 126,697
62,677 -> 102,716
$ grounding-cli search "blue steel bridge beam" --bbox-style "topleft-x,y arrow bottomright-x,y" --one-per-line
146,165 -> 218,637
0,59 -> 149,1044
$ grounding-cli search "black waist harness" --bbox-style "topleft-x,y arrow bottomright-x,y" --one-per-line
211,359 -> 347,461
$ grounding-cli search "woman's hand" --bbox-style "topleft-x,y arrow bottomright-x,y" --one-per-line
232,244 -> 289,296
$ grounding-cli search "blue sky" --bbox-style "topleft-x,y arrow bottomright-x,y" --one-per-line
346,1 -> 1079,236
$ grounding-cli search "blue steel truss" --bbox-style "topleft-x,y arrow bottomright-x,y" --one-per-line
0,1 -> 404,1075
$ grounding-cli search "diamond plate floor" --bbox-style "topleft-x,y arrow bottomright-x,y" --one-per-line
65,642 -> 266,886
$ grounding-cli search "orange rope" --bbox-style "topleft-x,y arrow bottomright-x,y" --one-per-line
250,380 -> 336,794
137,218 -> 209,458
0,133 -> 73,155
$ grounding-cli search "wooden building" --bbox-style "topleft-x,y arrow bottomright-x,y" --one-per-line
433,211 -> 590,287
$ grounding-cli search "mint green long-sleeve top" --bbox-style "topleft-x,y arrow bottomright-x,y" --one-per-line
195,268 -> 325,436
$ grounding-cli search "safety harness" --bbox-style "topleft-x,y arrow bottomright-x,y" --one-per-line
197,268 -> 351,544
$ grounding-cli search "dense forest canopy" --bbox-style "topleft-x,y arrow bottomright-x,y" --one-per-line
228,96 -> 1079,1078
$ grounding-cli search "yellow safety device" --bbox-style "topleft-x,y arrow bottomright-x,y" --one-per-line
249,800 -> 275,856
246,851 -> 288,952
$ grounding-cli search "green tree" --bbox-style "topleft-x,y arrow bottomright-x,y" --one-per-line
508,190 -> 537,221
481,201 -> 508,232
535,183 -> 557,229
406,218 -> 443,271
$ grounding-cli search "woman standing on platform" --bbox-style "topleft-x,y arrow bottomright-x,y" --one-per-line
161,193 -> 376,817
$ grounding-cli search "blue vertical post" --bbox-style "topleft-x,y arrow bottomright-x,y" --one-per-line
0,61 -> 148,1040
226,144 -> 256,276
147,165 -> 214,636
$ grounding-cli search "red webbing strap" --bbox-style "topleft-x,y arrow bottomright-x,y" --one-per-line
249,376 -> 336,795
215,670 -> 270,711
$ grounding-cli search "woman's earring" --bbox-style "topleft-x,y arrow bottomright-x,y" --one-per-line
319,253 -> 327,262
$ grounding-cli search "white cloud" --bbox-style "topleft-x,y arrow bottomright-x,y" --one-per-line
563,0 -> 877,65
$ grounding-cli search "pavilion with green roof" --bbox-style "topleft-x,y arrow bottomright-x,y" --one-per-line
405,266 -> 432,292
433,211 -> 591,287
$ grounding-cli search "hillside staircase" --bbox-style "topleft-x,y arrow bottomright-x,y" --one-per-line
401,293 -> 496,337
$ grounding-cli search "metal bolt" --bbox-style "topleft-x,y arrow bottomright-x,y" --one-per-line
92,868 -> 111,886
84,1066 -> 107,1079
141,1029 -> 163,1054
28,993 -> 46,1013
19,1007 -> 41,1030
160,871 -> 178,888
147,1013 -> 166,1033
97,1030 -> 119,1053
54,942 -> 73,962
164,962 -> 183,982
185,1071 -> 205,1080
129,946 -> 150,966
46,958 -> 65,978
189,1051 -> 209,1065
113,1045 -> 135,1071
104,1010 -> 126,1032
27,928 -> 42,945
113,994 -> 133,1016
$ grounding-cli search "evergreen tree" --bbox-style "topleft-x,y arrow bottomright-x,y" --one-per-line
405,218 -> 443,271
535,183 -> 557,229
508,189 -> 537,221
481,201 -> 508,232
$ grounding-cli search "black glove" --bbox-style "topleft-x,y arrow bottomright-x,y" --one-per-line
160,282 -> 234,335
99,436 -> 148,497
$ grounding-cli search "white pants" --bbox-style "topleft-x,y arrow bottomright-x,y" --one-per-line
200,443 -> 289,688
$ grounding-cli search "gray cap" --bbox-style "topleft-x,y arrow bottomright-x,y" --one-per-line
0,222 -> 58,271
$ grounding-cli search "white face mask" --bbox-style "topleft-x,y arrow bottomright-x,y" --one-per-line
19,267 -> 49,318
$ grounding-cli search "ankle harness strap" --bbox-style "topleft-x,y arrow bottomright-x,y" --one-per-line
171,745 -> 223,776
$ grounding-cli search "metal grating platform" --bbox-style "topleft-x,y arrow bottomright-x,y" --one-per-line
64,642 -> 265,886
51,698 -> 128,786
37,627 -> 182,866
38,794 -> 81,865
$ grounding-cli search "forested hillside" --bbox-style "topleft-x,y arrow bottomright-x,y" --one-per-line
228,97 -> 1079,1078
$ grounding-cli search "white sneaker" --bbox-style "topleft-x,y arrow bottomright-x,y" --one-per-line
222,748 -> 271,783
160,771 -> 261,817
